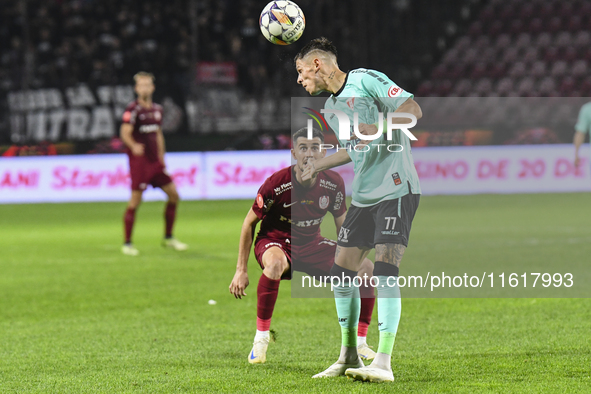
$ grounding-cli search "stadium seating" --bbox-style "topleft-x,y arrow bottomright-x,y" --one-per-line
419,0 -> 591,97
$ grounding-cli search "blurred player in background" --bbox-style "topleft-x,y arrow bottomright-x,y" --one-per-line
295,37 -> 422,382
574,101 -> 591,168
120,72 -> 188,256
229,127 -> 376,364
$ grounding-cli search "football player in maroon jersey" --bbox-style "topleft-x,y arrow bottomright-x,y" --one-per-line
229,128 -> 376,364
119,72 -> 187,256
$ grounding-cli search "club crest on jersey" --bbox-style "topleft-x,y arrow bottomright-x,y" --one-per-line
346,97 -> 355,110
319,195 -> 329,209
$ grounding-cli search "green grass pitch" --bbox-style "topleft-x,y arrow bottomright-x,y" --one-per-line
0,193 -> 590,393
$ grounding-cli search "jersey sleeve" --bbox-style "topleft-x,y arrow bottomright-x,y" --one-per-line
361,70 -> 413,112
575,104 -> 591,134
121,103 -> 137,125
252,177 -> 275,220
330,175 -> 347,217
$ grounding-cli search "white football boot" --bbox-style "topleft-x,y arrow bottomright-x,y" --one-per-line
248,336 -> 269,364
121,244 -> 139,256
345,365 -> 394,382
162,238 -> 188,251
312,358 -> 364,378
357,342 -> 376,361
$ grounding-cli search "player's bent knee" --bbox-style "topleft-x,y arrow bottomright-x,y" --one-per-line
262,249 -> 289,278
169,191 -> 179,203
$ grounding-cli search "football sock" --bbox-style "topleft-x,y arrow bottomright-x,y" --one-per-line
374,263 -> 402,365
357,336 -> 367,346
164,202 -> 176,238
124,208 -> 136,243
331,264 -> 360,349
358,281 -> 375,338
256,274 -> 280,332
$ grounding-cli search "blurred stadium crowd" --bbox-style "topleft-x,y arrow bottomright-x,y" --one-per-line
0,0 -> 292,97
0,0 -> 588,154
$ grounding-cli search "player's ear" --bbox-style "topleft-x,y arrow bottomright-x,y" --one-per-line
291,148 -> 296,160
313,57 -> 321,71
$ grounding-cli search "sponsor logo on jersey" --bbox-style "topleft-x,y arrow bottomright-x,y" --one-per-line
319,195 -> 329,209
319,178 -> 337,191
122,111 -> 132,123
274,182 -> 292,195
264,199 -> 274,212
279,215 -> 324,227
392,172 -> 402,185
334,191 -> 344,211
388,85 -> 402,97
283,201 -> 297,208
300,199 -> 314,205
139,124 -> 159,133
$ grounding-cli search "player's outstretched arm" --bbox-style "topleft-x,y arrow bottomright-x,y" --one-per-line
120,123 -> 144,156
302,149 -> 351,181
229,208 -> 260,299
393,97 -> 422,121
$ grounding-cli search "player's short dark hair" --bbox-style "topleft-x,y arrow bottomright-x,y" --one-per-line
292,127 -> 324,145
294,37 -> 338,63
134,71 -> 155,83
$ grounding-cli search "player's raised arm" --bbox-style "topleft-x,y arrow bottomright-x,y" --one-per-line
120,122 -> 144,156
230,208 -> 260,299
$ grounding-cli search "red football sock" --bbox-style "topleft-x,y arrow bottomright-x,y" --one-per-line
164,202 -> 176,238
124,208 -> 136,244
358,282 -> 375,337
256,274 -> 281,331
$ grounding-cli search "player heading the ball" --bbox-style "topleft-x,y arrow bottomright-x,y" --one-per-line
295,37 -> 422,383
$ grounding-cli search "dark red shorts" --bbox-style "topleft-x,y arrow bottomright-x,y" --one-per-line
254,236 -> 336,280
129,155 -> 173,191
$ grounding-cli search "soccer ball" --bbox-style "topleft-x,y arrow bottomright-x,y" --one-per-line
259,1 -> 305,45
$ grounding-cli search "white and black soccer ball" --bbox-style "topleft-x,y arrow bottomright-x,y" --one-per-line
259,1 -> 305,45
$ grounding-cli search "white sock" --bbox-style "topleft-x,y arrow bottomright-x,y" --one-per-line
337,345 -> 359,364
371,352 -> 392,371
357,336 -> 367,346
254,330 -> 269,341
